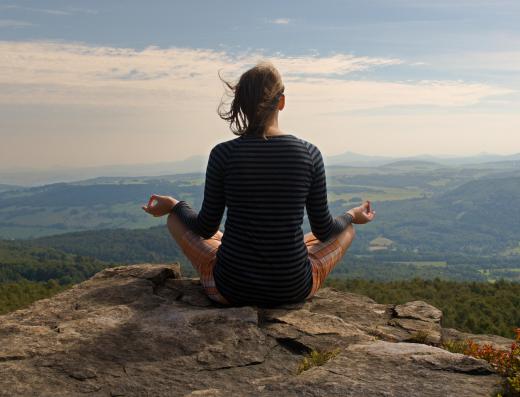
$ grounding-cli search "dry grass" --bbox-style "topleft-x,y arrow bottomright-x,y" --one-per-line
297,348 -> 341,374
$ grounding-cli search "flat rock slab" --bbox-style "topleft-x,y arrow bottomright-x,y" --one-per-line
0,263 -> 503,396
394,300 -> 443,323
442,327 -> 516,350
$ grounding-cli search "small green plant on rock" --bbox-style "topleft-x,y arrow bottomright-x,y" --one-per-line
441,339 -> 468,354
407,330 -> 431,344
297,348 -> 341,374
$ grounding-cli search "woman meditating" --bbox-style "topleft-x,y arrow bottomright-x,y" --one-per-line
142,62 -> 375,307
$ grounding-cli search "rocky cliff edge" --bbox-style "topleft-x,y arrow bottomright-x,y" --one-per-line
0,263 -> 513,396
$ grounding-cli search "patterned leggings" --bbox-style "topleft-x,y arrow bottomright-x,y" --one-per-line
176,226 -> 354,305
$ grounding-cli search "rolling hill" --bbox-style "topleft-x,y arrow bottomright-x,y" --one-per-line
32,226 -> 186,269
0,161 -> 518,266
356,176 -> 520,255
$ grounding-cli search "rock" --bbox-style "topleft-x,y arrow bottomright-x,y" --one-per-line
0,263 -> 503,397
394,300 -> 443,323
441,327 -> 516,350
265,341 -> 497,397
385,300 -> 443,344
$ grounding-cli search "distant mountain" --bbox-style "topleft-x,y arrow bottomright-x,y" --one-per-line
326,151 -> 394,167
381,160 -> 441,169
0,155 -> 207,186
3,150 -> 520,186
0,184 -> 21,192
437,153 -> 520,166
328,151 -> 520,168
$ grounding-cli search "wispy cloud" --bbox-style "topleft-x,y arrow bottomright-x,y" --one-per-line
431,51 -> 520,72
269,18 -> 291,25
0,4 -> 97,16
274,54 -> 403,76
0,40 -> 509,110
0,19 -> 34,28
62,7 -> 98,15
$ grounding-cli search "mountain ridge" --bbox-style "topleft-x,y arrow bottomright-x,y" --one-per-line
3,151 -> 520,187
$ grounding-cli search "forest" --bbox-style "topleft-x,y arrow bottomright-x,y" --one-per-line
0,280 -> 67,315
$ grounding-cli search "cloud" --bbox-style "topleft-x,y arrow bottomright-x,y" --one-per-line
0,19 -> 34,28
430,51 -> 520,72
0,40 -> 510,111
272,54 -> 403,76
0,4 -> 97,16
286,78 -> 511,113
269,18 -> 291,25
0,40 -> 517,169
62,7 -> 98,15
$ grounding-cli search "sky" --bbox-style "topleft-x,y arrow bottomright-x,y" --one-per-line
1,0 -> 519,170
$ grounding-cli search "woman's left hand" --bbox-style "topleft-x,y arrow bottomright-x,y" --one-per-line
142,194 -> 179,217
347,200 -> 376,224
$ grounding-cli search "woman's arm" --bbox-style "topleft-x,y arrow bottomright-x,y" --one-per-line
305,146 -> 353,242
170,145 -> 226,239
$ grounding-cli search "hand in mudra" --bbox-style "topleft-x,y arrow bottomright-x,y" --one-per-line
347,200 -> 376,224
142,194 -> 178,217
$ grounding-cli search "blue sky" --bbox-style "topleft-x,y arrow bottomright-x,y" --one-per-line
1,0 -> 519,169
3,1 -> 519,55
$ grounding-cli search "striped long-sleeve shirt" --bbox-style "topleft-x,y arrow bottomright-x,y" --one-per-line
171,133 -> 353,306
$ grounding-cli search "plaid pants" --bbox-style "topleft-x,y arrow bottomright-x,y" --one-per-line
178,229 -> 351,305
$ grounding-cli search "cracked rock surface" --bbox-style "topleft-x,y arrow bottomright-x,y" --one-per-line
0,264 -> 507,396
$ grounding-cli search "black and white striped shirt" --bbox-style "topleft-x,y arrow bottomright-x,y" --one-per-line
171,134 -> 353,306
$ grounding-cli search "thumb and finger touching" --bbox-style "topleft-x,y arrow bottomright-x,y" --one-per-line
142,194 -> 160,213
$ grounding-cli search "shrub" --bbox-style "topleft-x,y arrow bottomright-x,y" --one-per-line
443,328 -> 520,397
441,339 -> 468,354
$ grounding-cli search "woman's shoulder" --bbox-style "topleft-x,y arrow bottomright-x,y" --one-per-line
288,135 -> 321,159
210,137 -> 241,154
211,133 -> 321,157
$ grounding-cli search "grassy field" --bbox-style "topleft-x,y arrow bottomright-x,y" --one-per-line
392,261 -> 448,267
328,186 -> 426,202
0,202 -> 163,239
502,243 -> 520,256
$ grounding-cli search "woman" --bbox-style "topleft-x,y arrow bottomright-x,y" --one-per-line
142,61 -> 375,307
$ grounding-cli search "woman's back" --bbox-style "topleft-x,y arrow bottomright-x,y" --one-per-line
215,134 -> 314,306
171,132 -> 352,306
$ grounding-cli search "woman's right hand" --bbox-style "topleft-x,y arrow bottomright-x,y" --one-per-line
347,200 -> 376,224
142,194 -> 178,217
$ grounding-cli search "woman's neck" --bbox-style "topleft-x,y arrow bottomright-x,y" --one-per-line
264,113 -> 286,136
264,127 -> 285,136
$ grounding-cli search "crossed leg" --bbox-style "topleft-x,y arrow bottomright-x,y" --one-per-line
166,212 -> 230,305
167,210 -> 356,305
304,224 -> 356,299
